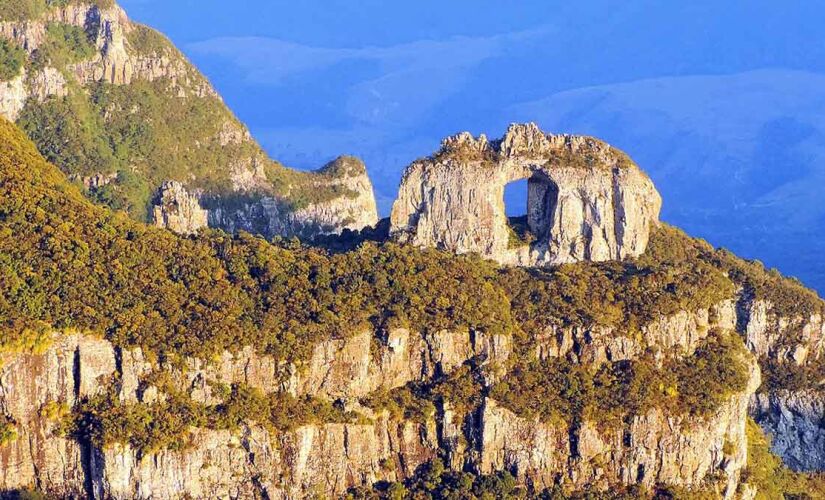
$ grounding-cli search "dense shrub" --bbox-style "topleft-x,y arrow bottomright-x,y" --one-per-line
0,118 -> 513,367
31,23 -> 97,70
68,382 -> 356,457
0,39 -> 25,81
490,332 -> 751,425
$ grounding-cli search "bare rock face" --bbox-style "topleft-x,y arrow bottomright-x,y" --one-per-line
153,156 -> 379,238
390,123 -> 662,266
481,351 -> 759,499
0,334 -> 116,496
0,71 -> 26,121
750,391 -> 825,472
732,292 -> 825,471
151,181 -> 209,235
0,300 -> 766,498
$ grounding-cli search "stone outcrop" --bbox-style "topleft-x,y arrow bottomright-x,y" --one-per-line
734,293 -> 825,471
750,391 -> 825,472
0,300 -> 764,498
737,295 -> 825,366
153,156 -> 379,238
481,350 -> 759,499
537,299 -> 737,366
150,181 -> 208,235
0,72 -> 26,121
390,123 -> 662,266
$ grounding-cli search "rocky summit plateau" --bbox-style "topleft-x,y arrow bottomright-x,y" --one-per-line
1,2 -> 825,500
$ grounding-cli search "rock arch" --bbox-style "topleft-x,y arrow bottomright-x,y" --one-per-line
389,123 -> 662,266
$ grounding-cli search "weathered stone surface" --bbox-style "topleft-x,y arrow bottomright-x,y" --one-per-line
536,299 -> 736,366
151,156 -> 379,239
732,292 -> 825,471
0,334 -> 116,497
738,296 -> 825,365
0,71 -> 26,121
750,391 -> 825,472
390,123 -> 662,266
151,181 -> 209,235
206,156 -> 380,239
0,298 -> 765,499
480,353 -> 760,498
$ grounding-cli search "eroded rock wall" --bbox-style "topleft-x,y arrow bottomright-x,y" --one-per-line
0,302 -> 762,498
0,3 -> 380,240
390,123 -> 662,266
152,156 -> 379,238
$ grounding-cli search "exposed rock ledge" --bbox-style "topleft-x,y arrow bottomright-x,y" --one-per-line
390,123 -> 662,266
151,157 -> 380,238
0,302 -> 762,498
750,390 -> 825,473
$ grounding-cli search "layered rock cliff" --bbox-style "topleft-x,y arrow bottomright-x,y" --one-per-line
0,1 -> 378,237
390,123 -> 662,266
735,290 -> 825,472
0,309 -> 760,499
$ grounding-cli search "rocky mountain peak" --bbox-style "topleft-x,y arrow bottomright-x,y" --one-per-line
0,0 -> 380,239
391,123 -> 662,266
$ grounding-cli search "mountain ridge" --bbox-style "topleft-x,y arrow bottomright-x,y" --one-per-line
0,113 -> 824,497
0,0 -> 378,237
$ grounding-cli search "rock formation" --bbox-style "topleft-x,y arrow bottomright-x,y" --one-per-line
736,292 -> 825,471
0,2 -> 379,239
151,156 -> 379,238
751,391 -> 825,472
151,181 -> 208,235
391,123 -> 662,266
0,298 -> 764,499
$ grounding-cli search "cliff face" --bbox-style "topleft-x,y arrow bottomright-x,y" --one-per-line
735,293 -> 825,472
0,301 -> 761,499
750,391 -> 825,472
390,123 -> 662,266
480,367 -> 758,496
197,157 -> 380,239
0,2 -> 378,238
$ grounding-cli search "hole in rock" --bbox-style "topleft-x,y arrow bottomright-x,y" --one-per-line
503,175 -> 559,248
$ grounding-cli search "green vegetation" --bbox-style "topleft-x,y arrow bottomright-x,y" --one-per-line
644,224 -> 824,320
0,0 -> 47,21
347,459 -> 527,500
126,24 -> 172,55
740,418 -> 825,499
363,361 -> 487,421
67,383 -> 356,457
5,5 -> 357,220
490,331 -> 750,426
18,91 -> 117,184
507,216 -> 536,249
31,23 -> 97,70
360,386 -> 436,423
349,458 -> 720,499
0,0 -> 114,22
0,414 -> 18,446
0,39 -> 25,81
0,117 -> 512,367
500,243 -> 733,356
643,224 -> 825,391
